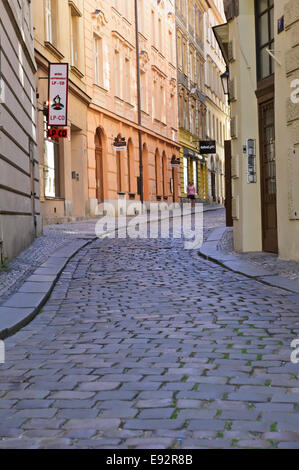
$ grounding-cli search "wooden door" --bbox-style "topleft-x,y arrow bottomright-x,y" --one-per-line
259,99 -> 278,253
224,140 -> 233,227
29,140 -> 37,237
95,140 -> 103,202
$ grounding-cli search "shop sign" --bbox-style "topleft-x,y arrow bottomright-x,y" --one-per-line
199,140 -> 216,154
48,63 -> 69,127
47,128 -> 68,139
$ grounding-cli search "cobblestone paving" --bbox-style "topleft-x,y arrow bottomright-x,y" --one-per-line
0,207 -> 223,303
1,210 -> 299,449
0,221 -> 97,302
220,228 -> 299,282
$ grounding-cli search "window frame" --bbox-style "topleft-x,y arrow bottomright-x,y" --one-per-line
255,0 -> 274,82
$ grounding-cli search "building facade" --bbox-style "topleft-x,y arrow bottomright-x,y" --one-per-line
176,0 -> 210,202
0,0 -> 42,261
85,0 -> 180,216
204,0 -> 230,204
33,0 -> 91,224
216,0 -> 299,260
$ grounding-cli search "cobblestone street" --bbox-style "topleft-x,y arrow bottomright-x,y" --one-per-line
1,209 -> 299,449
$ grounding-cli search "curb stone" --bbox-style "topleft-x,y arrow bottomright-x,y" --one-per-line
199,227 -> 299,296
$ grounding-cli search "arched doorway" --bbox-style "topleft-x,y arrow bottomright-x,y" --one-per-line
116,133 -> 122,194
162,152 -> 167,199
142,143 -> 149,202
95,129 -> 104,203
155,149 -> 162,199
210,156 -> 216,202
127,138 -> 134,194
171,154 -> 179,203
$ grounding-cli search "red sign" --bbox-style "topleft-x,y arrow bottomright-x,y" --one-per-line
47,128 -> 68,139
48,63 -> 69,127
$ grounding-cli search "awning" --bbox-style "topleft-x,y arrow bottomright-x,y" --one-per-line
213,23 -> 229,66
183,148 -> 206,163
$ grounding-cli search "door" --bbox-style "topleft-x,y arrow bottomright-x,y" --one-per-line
29,140 -> 37,237
211,172 -> 216,202
259,99 -> 278,253
224,140 -> 233,227
95,133 -> 104,202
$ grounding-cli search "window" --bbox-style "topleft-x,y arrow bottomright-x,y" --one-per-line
158,18 -> 163,52
45,0 -> 52,42
189,50 -> 193,82
182,0 -> 186,20
45,0 -> 58,45
44,116 -> 60,198
114,50 -> 121,97
94,36 -> 103,86
191,103 -> 196,135
193,160 -> 198,194
183,39 -> 187,75
179,93 -> 184,127
138,0 -> 144,33
161,84 -> 166,123
188,1 -> 194,34
169,31 -> 173,64
151,10 -> 156,48
212,115 -> 215,139
198,109 -> 202,138
177,34 -> 182,70
196,55 -> 201,89
70,9 -> 80,68
184,96 -> 189,130
183,156 -> 188,193
141,71 -> 147,112
123,0 -> 129,20
255,0 -> 274,81
124,59 -> 130,102
220,123 -> 222,145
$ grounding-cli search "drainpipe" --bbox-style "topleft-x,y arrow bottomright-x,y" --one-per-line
134,0 -> 143,206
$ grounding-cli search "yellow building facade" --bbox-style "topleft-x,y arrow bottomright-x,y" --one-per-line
204,1 -> 230,204
176,0 -> 210,202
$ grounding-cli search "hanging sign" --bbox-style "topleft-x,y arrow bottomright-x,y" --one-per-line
113,137 -> 127,151
199,140 -> 216,154
48,63 -> 69,127
171,156 -> 180,168
47,128 -> 68,139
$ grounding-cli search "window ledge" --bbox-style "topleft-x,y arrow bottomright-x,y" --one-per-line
70,65 -> 84,79
122,17 -> 132,26
124,100 -> 134,108
94,83 -> 109,93
44,41 -> 64,60
68,0 -> 82,17
44,197 -> 65,201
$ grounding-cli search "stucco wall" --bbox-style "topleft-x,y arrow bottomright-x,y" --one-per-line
0,0 -> 42,261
